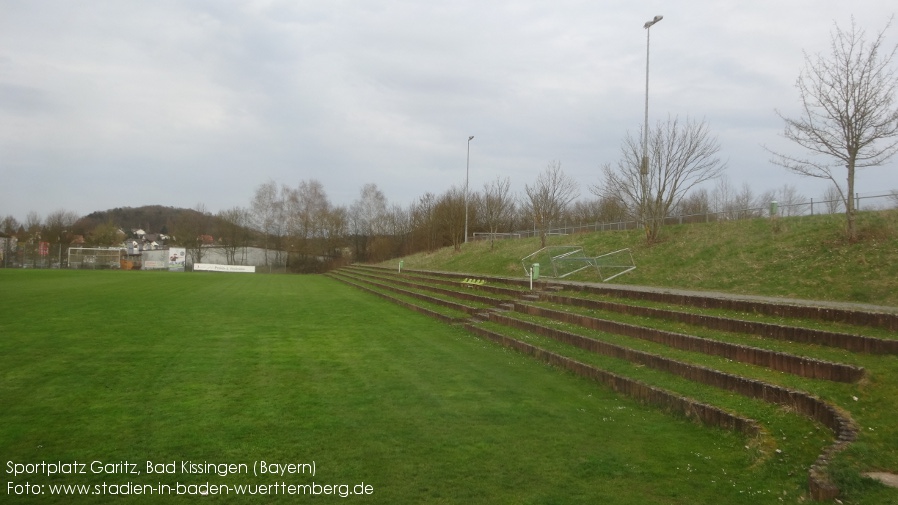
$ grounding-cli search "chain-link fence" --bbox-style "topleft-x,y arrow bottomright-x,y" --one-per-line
484,191 -> 898,240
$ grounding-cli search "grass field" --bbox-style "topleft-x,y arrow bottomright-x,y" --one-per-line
0,269 -> 864,504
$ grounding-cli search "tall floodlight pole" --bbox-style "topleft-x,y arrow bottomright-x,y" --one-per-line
464,135 -> 474,243
642,15 -> 662,235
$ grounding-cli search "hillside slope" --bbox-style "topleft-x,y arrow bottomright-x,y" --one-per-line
389,210 -> 898,308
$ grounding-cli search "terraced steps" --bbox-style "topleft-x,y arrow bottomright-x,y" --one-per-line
541,291 -> 898,354
509,301 -> 864,382
328,265 -> 894,500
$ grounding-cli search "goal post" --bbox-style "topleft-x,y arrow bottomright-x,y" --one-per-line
521,246 -> 636,281
67,247 -> 123,270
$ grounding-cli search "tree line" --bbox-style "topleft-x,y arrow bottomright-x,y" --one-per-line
0,162 -> 825,271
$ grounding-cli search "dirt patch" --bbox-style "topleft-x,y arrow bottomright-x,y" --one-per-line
864,472 -> 898,488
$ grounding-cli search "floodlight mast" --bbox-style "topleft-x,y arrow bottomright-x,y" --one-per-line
642,15 -> 663,171
641,14 -> 662,236
464,135 -> 474,243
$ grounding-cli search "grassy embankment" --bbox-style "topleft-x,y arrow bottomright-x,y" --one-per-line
392,210 -> 898,307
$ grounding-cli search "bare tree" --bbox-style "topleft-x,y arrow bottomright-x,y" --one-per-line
435,185 -> 466,252
721,182 -> 757,219
217,206 -> 251,265
411,192 -> 439,252
322,205 -> 348,260
349,183 -> 389,262
174,204 -> 211,268
1,215 -> 20,267
823,184 -> 845,214
673,188 -> 711,221
770,17 -> 898,241
776,184 -> 808,216
251,180 -> 286,267
286,179 -> 331,265
595,116 -> 724,241
525,161 -> 579,248
43,209 -> 79,266
386,203 -> 414,258
479,176 -> 516,250
710,176 -> 735,218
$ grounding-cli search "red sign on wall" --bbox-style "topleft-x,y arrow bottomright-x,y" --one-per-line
39,242 -> 49,256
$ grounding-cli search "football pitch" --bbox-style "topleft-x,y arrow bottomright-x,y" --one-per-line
2,270 -> 803,504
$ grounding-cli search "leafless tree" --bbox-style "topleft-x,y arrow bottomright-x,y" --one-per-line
175,204 -> 211,267
567,197 -> 628,228
595,116 -> 724,241
525,161 -> 579,248
322,205 -> 348,259
410,192 -> 439,252
769,17 -> 898,241
286,179 -> 331,263
710,176 -> 735,218
250,180 -> 286,266
673,188 -> 711,220
731,183 -> 755,219
435,185 -> 466,252
217,206 -> 251,265
24,211 -> 41,239
375,203 -> 414,259
776,184 -> 808,216
479,176 -> 516,250
349,183 -> 389,262
754,188 -> 778,218
43,209 -> 79,266
1,215 -> 20,267
823,184 -> 845,214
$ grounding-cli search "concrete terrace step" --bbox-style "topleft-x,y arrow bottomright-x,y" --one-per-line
508,302 -> 864,383
540,292 -> 898,354
349,265 -> 528,298
330,271 -> 482,318
335,264 -> 863,499
364,264 -> 898,331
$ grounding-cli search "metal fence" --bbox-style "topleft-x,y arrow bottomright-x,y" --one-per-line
475,191 -> 897,240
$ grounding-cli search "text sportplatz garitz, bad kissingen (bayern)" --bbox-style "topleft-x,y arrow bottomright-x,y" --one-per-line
7,460 -> 316,478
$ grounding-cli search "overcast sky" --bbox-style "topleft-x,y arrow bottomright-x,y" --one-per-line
2,0 -> 897,223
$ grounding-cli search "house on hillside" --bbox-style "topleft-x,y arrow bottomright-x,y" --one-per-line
143,234 -> 162,250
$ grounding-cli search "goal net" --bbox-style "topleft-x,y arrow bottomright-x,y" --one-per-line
67,247 -> 123,270
521,246 -> 636,282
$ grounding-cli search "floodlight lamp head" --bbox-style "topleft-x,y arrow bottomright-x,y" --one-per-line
644,15 -> 663,29
469,135 -> 474,141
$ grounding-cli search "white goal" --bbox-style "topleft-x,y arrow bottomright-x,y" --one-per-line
521,246 -> 636,281
67,247 -> 123,270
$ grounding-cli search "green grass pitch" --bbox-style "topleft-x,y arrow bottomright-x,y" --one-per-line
0,269 -> 850,504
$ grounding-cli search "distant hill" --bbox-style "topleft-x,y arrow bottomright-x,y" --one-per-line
74,206 -> 212,236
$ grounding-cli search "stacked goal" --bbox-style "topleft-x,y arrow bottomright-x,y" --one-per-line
521,246 -> 636,282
